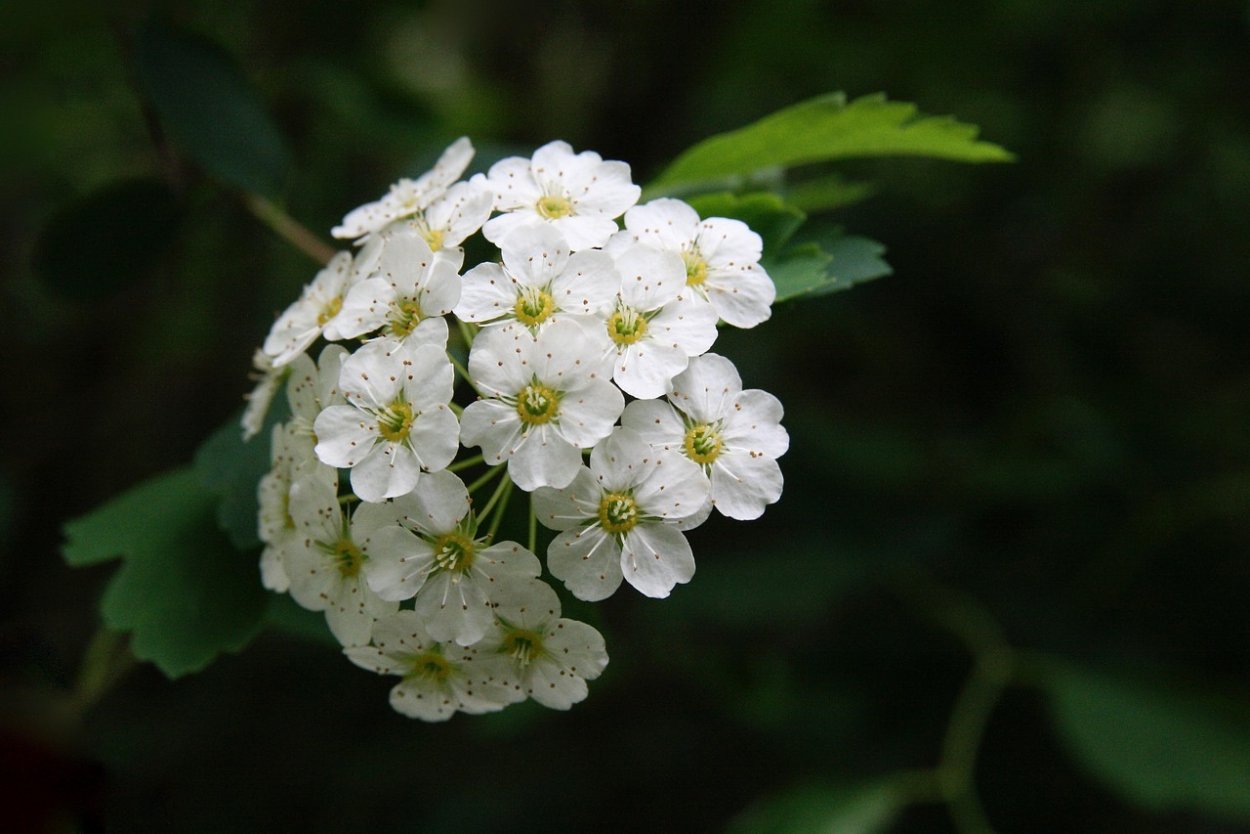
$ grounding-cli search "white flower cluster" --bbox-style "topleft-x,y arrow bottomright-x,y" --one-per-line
244,138 -> 788,721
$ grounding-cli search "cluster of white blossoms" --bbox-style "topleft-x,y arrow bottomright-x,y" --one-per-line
243,138 -> 788,721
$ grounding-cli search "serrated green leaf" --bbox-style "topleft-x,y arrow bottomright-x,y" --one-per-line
194,400 -> 287,550
685,191 -> 806,253
135,19 -> 289,197
784,173 -> 878,213
1040,662 -> 1250,819
31,179 -> 182,301
727,777 -> 909,834
764,232 -> 891,303
650,92 -> 1013,194
63,468 -> 267,678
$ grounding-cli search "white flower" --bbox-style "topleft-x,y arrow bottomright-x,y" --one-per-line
283,344 -> 349,460
322,226 -> 462,350
598,242 -> 719,399
478,578 -> 608,710
393,176 -> 495,252
455,225 -> 619,332
622,353 -> 788,520
285,472 -> 398,645
261,251 -> 357,368
241,349 -> 285,441
483,140 -> 641,250
352,470 -> 541,646
314,340 -> 459,503
460,320 -> 622,492
533,427 -> 709,600
344,610 -> 521,721
256,425 -> 340,592
332,137 -> 475,240
619,198 -> 776,328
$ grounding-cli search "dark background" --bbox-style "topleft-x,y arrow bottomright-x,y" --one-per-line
2,1 -> 1249,831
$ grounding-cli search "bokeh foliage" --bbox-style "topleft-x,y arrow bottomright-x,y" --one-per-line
3,1 -> 1250,832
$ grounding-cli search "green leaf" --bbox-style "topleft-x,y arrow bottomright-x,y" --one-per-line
765,231 -> 891,303
1040,662 -> 1250,819
727,777 -> 910,834
685,192 -> 806,253
650,92 -> 1014,194
31,179 -> 182,301
784,173 -> 878,213
63,468 -> 267,678
135,19 -> 289,198
194,400 -> 287,551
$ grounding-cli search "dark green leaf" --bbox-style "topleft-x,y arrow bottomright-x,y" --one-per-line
765,231 -> 891,303
194,400 -> 288,551
31,179 -> 181,301
63,468 -> 267,677
784,173 -> 877,213
650,92 -> 1014,194
685,191 -> 806,253
1041,662 -> 1250,819
136,19 -> 289,197
727,777 -> 910,834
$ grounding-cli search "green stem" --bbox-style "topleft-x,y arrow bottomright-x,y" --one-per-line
467,463 -> 505,496
528,496 -> 538,554
70,627 -> 135,719
448,401 -> 463,417
484,478 -> 513,543
449,454 -> 485,473
448,352 -> 483,396
456,317 -> 478,351
899,579 -> 1014,834
243,194 -> 336,265
476,467 -> 512,518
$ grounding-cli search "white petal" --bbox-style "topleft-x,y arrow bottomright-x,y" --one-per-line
550,250 -> 620,317
588,427 -> 659,491
531,467 -> 599,532
466,325 -> 533,396
723,389 -> 789,458
705,262 -> 775,328
408,469 -> 472,533
508,426 -> 582,491
547,525 -> 624,601
460,400 -> 524,464
634,451 -> 710,520
415,571 -> 492,645
325,276 -> 394,341
697,217 -> 763,265
620,523 -> 695,598
550,215 -> 620,251
711,452 -> 784,520
402,343 -> 455,409
360,525 -> 434,601
406,405 -> 460,472
488,577 -> 561,630
313,406 -> 376,469
647,293 -> 719,356
456,262 -> 517,324
623,198 -> 700,251
613,340 -> 688,400
350,442 -> 421,503
669,353 -> 742,424
555,378 -> 624,448
614,246 -> 685,311
620,398 -> 684,452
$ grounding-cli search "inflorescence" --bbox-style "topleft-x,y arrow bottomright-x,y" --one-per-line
245,138 -> 788,721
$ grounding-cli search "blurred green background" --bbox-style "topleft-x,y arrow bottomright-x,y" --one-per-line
3,0 -> 1250,831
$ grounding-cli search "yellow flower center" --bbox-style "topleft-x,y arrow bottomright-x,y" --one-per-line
513,286 -> 555,327
389,298 -> 424,338
410,651 -> 451,682
377,401 -> 415,443
597,491 -> 639,535
503,629 -> 545,667
607,308 -> 647,346
422,227 -> 445,251
683,423 -> 723,465
432,532 -> 475,572
334,537 -> 365,578
515,383 -> 560,425
317,295 -> 343,325
683,252 -> 709,286
536,194 -> 573,219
